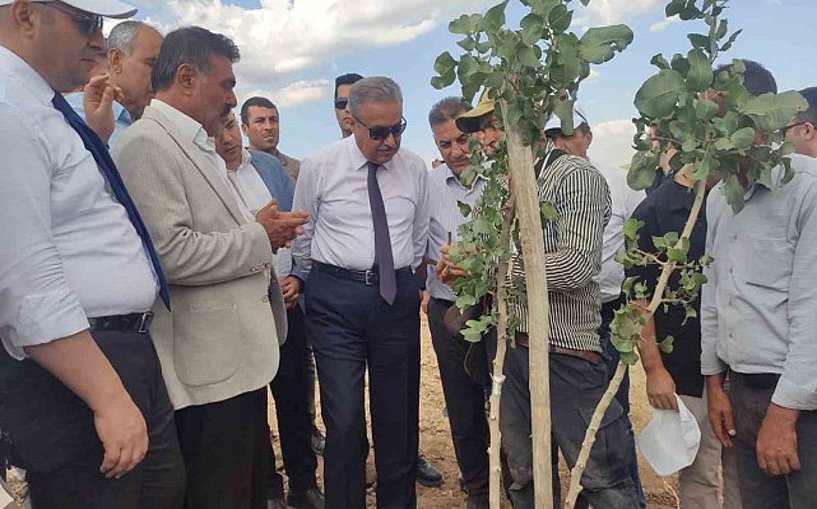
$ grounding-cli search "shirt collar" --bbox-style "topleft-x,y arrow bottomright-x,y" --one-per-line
238,148 -> 253,172
0,45 -> 57,106
347,135 -> 397,172
150,99 -> 212,149
442,163 -> 486,190
113,101 -> 132,126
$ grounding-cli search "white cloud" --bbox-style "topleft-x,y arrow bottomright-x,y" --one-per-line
139,0 -> 497,105
649,14 -> 680,32
575,0 -> 664,28
588,118 -> 636,169
247,79 -> 334,109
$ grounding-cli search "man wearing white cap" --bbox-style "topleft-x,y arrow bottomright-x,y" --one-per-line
0,1 -> 185,507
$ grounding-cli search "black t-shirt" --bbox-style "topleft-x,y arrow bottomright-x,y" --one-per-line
626,180 -> 707,397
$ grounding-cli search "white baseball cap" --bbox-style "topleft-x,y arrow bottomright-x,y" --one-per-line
544,104 -> 591,133
0,0 -> 137,18
638,395 -> 702,476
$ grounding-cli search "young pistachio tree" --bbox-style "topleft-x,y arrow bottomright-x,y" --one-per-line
566,0 -> 808,507
431,1 -> 633,506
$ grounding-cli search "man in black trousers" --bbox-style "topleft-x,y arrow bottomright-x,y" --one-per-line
292,76 -> 430,508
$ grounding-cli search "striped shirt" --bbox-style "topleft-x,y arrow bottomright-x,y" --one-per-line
426,164 -> 488,302
510,152 -> 611,353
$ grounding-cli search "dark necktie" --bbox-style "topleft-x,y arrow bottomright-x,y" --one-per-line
51,93 -> 170,310
367,162 -> 396,305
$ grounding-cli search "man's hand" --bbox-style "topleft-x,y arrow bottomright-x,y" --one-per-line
757,404 -> 801,476
94,395 -> 149,478
256,200 -> 309,250
437,244 -> 468,284
280,276 -> 301,309
645,365 -> 678,410
706,374 -> 736,447
83,74 -> 124,143
421,290 -> 430,314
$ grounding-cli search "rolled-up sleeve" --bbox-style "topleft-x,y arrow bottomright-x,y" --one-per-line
774,180 -> 817,410
700,197 -> 726,376
291,157 -> 319,283
0,107 -> 88,359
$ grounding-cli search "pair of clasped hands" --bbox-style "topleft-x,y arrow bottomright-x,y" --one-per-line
256,200 -> 308,309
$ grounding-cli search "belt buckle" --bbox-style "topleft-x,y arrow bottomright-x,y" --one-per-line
137,312 -> 154,334
364,270 -> 376,286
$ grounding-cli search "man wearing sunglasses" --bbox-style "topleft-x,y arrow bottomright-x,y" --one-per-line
333,72 -> 363,138
0,0 -> 185,507
292,76 -> 430,508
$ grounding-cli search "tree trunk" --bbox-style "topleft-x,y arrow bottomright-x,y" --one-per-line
501,99 -> 554,509
564,178 -> 707,508
489,198 -> 516,509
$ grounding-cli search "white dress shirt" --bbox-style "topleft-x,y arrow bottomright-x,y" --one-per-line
426,165 -> 487,302
701,154 -> 817,410
226,149 -> 292,276
292,136 -> 430,279
594,161 -> 645,303
0,46 -> 158,359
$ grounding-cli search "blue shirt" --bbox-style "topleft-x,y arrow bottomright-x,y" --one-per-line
701,154 -> 817,410
65,92 -> 132,149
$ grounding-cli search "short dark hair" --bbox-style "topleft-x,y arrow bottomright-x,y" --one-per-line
795,87 -> 817,125
428,97 -> 471,128
152,26 -> 240,93
240,97 -> 277,126
334,73 -> 364,100
715,59 -> 777,97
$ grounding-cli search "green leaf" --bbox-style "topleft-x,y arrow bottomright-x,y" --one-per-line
634,69 -> 685,118
695,99 -> 719,121
650,53 -> 671,70
433,51 -> 457,75
665,0 -> 685,17
457,36 -> 477,51
517,46 -> 541,68
685,48 -> 713,92
623,218 -> 642,242
658,336 -> 675,354
457,201 -> 472,217
716,19 -> 729,40
520,13 -> 544,46
579,24 -> 634,64
723,174 -> 746,212
628,150 -> 659,190
483,0 -> 508,30
730,127 -> 756,149
720,29 -> 742,52
740,91 -> 809,132
553,97 -> 575,135
449,15 -> 477,35
620,351 -> 640,365
687,33 -> 710,50
430,69 -> 455,90
457,54 -> 479,81
548,5 -> 573,34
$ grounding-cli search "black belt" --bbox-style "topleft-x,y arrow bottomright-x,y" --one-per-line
515,332 -> 602,364
88,312 -> 153,334
313,261 -> 411,286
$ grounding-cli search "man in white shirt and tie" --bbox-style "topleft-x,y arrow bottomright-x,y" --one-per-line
292,76 -> 430,508
0,1 -> 185,507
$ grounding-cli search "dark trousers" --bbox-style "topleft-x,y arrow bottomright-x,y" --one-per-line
427,297 -> 489,500
267,305 -> 319,498
600,299 -> 646,508
730,371 -> 817,509
500,346 -> 638,508
0,330 -> 185,509
175,387 -> 270,509
306,264 -> 420,509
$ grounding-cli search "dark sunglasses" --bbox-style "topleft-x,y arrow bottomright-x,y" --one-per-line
353,115 -> 407,141
334,98 -> 349,110
780,121 -> 809,137
36,1 -> 103,36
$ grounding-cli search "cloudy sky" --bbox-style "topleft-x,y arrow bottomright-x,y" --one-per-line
119,0 -> 813,168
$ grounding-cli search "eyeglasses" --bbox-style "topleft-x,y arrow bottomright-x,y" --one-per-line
334,98 -> 349,110
353,115 -> 407,141
36,1 -> 103,36
780,121 -> 809,137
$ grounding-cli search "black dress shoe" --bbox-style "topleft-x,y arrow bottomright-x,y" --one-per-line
416,454 -> 444,488
287,487 -> 325,509
267,498 -> 288,509
311,428 -> 325,457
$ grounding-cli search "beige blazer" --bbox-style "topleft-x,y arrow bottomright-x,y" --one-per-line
114,105 -> 286,410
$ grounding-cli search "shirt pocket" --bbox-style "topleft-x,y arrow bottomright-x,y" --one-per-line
172,304 -> 241,386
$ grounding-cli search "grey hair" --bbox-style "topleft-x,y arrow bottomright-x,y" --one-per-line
107,21 -> 148,55
348,77 -> 403,119
428,97 -> 471,128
